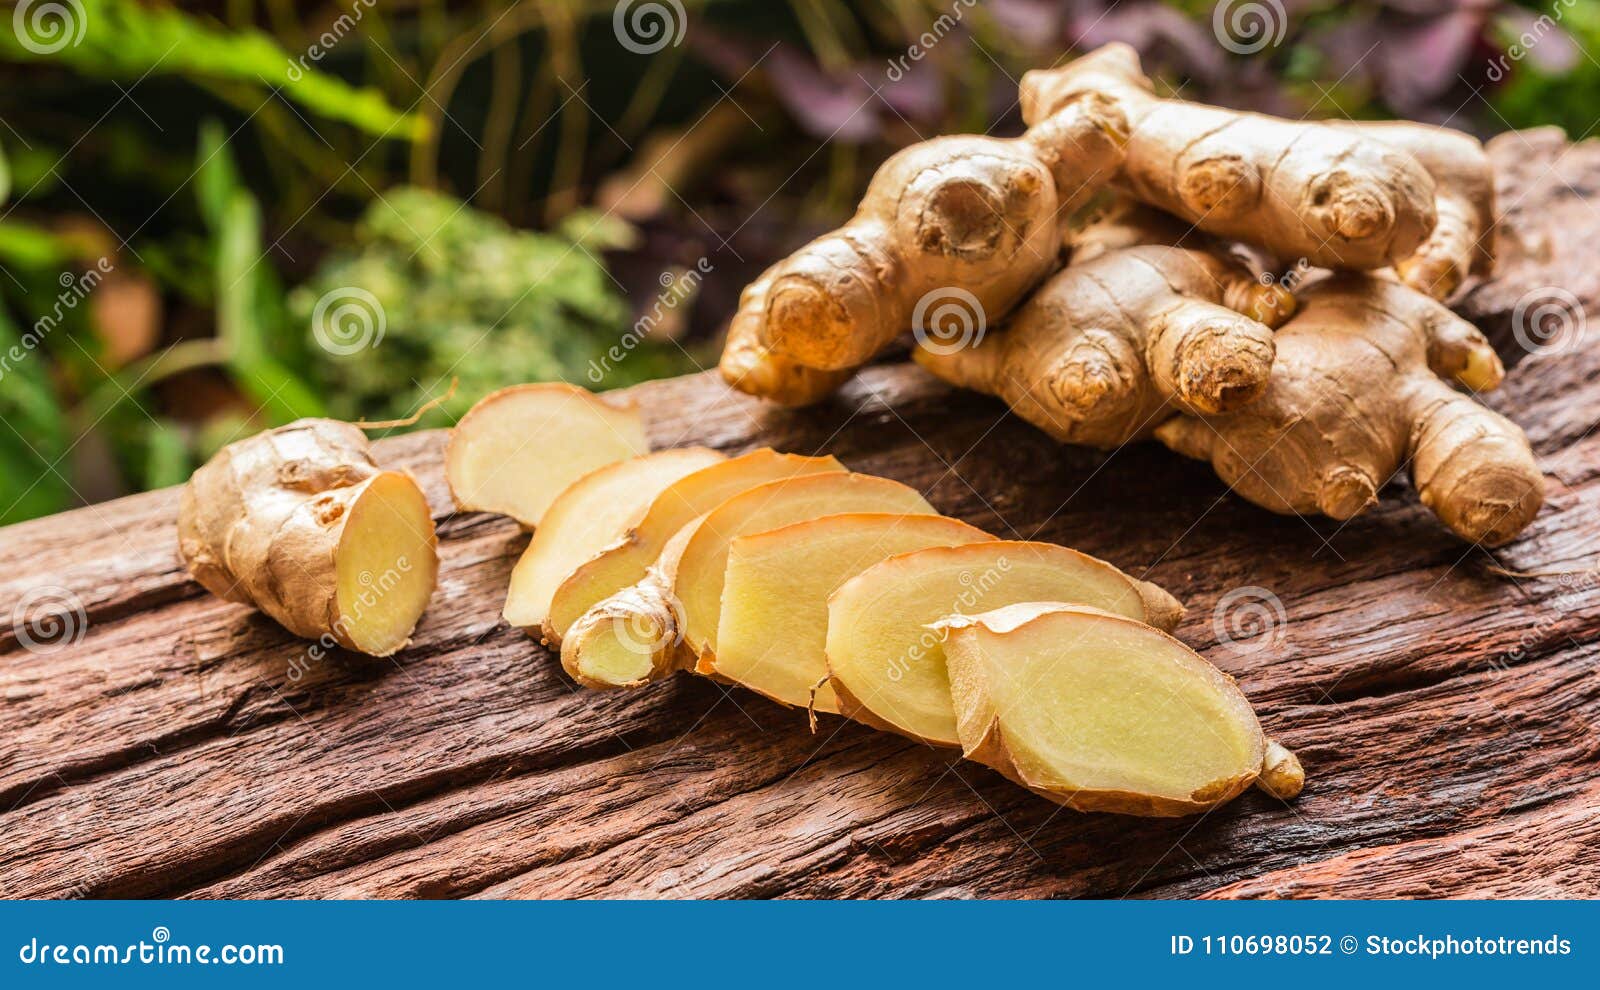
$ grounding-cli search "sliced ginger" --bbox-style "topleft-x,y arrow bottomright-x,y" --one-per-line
714,513 -> 993,712
826,541 -> 1183,746
446,383 -> 649,528
543,448 -> 846,644
502,447 -> 725,631
178,419 -> 439,657
560,472 -> 936,688
936,602 -> 1301,816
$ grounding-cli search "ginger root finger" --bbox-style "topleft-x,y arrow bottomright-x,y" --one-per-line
718,267 -> 854,406
446,383 -> 648,528
914,245 -> 1293,448
825,541 -> 1184,747
1156,274 -> 1543,544
1023,44 -> 1437,271
178,419 -> 439,657
561,472 -> 936,687
935,602 -> 1298,816
722,89 -> 1127,387
503,447 -> 725,632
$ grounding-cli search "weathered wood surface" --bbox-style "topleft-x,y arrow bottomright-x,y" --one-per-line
2,129 -> 1597,900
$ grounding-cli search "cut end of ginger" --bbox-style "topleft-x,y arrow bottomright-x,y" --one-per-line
445,383 -> 649,528
502,447 -> 724,631
937,602 -> 1273,816
334,471 -> 440,656
712,512 -> 992,711
826,541 -> 1185,747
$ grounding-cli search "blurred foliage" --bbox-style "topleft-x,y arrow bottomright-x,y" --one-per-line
0,0 -> 1593,523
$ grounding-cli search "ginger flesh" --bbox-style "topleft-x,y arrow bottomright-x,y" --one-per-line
502,447 -> 725,631
713,513 -> 994,711
937,603 -> 1296,816
1020,43 -> 1438,271
543,449 -> 845,644
826,541 -> 1184,746
178,418 -> 439,657
914,244 -> 1295,447
1156,273 -> 1544,545
445,383 -> 649,529
561,471 -> 937,687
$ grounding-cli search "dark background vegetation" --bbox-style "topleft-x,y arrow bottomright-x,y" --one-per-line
0,0 -> 1591,522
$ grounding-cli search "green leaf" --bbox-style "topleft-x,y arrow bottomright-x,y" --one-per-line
0,0 -> 425,141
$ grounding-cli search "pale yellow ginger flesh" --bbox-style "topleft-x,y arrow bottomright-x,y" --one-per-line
1156,274 -> 1544,545
936,603 -> 1300,816
178,419 -> 439,657
914,244 -> 1295,448
445,383 -> 648,528
713,513 -> 993,712
720,76 -> 1128,393
543,449 -> 845,644
1020,43 -> 1437,271
502,447 -> 725,631
826,541 -> 1184,746
561,472 -> 937,687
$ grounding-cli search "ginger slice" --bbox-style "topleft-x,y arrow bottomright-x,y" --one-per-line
502,447 -> 725,631
826,541 -> 1183,746
178,419 -> 439,657
936,602 -> 1300,816
445,383 -> 649,528
714,513 -> 992,712
560,472 -> 937,687
543,449 -> 845,644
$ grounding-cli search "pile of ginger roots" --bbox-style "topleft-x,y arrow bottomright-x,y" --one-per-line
718,43 -> 1544,548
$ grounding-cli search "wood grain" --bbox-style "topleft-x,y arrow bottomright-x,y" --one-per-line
2,130 -> 1597,899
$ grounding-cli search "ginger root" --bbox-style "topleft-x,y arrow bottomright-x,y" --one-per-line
1021,44 -> 1437,271
1156,273 -> 1544,545
914,244 -> 1295,447
936,602 -> 1300,816
826,541 -> 1184,746
178,419 -> 439,657
446,383 -> 649,528
721,84 -> 1129,391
